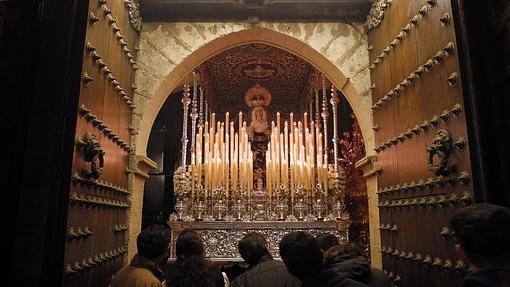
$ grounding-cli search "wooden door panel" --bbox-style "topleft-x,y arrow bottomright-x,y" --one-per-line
63,0 -> 138,286
368,0 -> 475,285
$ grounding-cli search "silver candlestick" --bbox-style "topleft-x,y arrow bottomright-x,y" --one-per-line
313,184 -> 326,220
199,86 -> 204,128
321,75 -> 329,164
294,185 -> 308,221
315,88 -> 321,130
190,72 -> 199,155
330,85 -> 339,172
181,82 -> 191,167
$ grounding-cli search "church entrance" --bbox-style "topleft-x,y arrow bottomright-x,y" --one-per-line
142,41 -> 370,263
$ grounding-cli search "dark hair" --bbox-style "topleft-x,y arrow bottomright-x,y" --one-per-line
238,232 -> 270,265
137,224 -> 171,260
316,233 -> 339,251
175,229 -> 205,259
279,231 -> 323,280
324,242 -> 363,267
450,203 -> 510,268
167,229 -> 221,287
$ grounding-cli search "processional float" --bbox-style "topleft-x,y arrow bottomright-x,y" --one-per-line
169,73 -> 350,260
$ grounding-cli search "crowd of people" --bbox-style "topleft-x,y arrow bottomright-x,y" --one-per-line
109,203 -> 510,287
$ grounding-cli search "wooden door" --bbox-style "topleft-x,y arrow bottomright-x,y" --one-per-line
62,0 -> 138,286
367,0 -> 474,285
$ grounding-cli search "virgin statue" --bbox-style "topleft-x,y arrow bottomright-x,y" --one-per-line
247,106 -> 271,140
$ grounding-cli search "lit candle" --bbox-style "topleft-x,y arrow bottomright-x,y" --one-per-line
235,133 -> 239,188
248,142 -> 252,193
277,112 -> 281,131
211,113 -> 216,136
239,112 -> 243,132
209,127 -> 214,154
304,112 -> 308,136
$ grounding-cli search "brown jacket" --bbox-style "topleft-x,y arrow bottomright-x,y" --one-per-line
109,254 -> 166,287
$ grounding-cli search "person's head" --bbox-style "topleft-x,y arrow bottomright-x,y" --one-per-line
450,203 -> 510,269
168,229 -> 215,286
175,229 -> 205,260
324,242 -> 364,267
238,232 -> 271,266
137,224 -> 171,264
316,233 -> 339,251
279,231 -> 323,281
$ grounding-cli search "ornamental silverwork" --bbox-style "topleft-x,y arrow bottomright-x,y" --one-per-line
365,0 -> 392,31
124,0 -> 142,33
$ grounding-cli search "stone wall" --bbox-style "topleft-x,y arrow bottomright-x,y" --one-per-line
132,22 -> 374,155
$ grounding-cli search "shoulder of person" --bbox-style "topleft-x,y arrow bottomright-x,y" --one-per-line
339,278 -> 369,287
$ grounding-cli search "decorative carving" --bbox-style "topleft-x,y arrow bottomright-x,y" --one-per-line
372,42 -> 456,110
375,104 -> 463,153
447,72 -> 458,87
124,0 -> 142,33
113,224 -> 128,232
78,105 -> 132,152
72,173 -> 129,194
244,83 -> 272,108
169,221 -> 347,260
440,13 -> 451,27
88,12 -> 99,25
369,3 -> 439,69
427,130 -> 452,176
63,246 -> 128,276
82,72 -> 93,86
201,44 -> 313,118
69,193 -> 130,208
67,226 -> 93,240
75,132 -> 104,179
365,0 -> 392,31
338,117 -> 369,255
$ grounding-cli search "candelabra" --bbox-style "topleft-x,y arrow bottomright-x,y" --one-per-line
312,184 -> 326,220
194,185 -> 207,221
212,186 -> 227,221
328,171 -> 349,220
315,88 -> 321,129
330,85 -> 339,171
181,83 -> 191,167
171,170 -> 347,222
293,185 -> 308,220
190,72 -> 199,156
231,187 -> 248,221
174,166 -> 192,221
199,87 -> 204,128
321,75 -> 329,165
275,185 -> 290,221
170,74 -> 350,222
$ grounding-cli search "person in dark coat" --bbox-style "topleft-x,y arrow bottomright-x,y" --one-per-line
324,242 -> 392,287
165,229 -> 225,287
317,233 -> 340,252
279,231 -> 367,287
109,224 -> 171,287
450,203 -> 510,287
231,232 -> 300,287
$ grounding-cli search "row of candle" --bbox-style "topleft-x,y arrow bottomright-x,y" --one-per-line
266,112 -> 329,198
191,112 -> 254,197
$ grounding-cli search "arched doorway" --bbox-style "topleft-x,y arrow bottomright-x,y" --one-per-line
135,28 -> 374,155
131,27 -> 380,265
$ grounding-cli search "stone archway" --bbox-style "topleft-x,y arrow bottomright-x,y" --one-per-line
130,25 -> 380,266
134,25 -> 374,154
